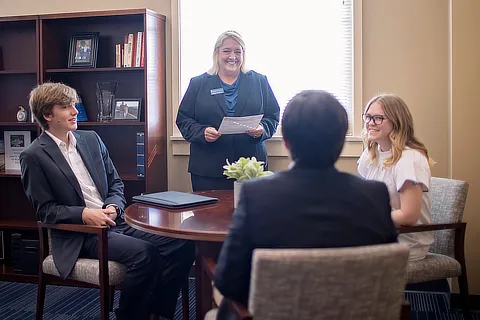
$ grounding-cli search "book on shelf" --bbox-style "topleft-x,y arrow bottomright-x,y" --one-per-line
4,131 -> 31,171
0,46 -> 3,71
116,32 -> 144,68
75,94 -> 88,121
136,132 -> 145,178
0,231 -> 4,260
0,137 -> 4,171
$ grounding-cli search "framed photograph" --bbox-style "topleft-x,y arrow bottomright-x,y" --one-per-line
4,131 -> 31,171
113,99 -> 142,121
68,33 -> 99,68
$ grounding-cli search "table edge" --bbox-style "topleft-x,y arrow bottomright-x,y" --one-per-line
125,216 -> 226,242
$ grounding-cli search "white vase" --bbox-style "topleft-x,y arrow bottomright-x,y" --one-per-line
234,181 -> 242,208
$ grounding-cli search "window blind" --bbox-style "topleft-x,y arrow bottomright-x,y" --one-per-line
180,0 -> 353,125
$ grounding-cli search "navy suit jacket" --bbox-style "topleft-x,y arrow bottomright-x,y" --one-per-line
214,165 -> 398,307
176,71 -> 280,177
20,130 -> 125,279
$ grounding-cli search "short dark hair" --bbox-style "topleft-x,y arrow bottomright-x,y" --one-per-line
281,90 -> 348,167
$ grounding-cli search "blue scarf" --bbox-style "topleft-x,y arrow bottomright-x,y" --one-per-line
221,77 -> 240,116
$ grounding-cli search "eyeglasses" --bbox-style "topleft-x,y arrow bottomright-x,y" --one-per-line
362,113 -> 386,125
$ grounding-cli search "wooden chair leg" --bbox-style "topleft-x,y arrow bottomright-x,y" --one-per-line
400,300 -> 410,320
458,274 -> 471,319
109,286 -> 115,312
182,278 -> 190,320
36,273 -> 46,320
100,284 -> 110,320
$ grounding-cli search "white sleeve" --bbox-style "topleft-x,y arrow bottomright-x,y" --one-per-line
394,150 -> 431,192
357,149 -> 369,178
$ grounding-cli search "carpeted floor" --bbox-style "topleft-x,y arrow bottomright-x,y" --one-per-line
0,280 -> 478,319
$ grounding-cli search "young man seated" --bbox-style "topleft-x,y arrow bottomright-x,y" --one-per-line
20,82 -> 195,320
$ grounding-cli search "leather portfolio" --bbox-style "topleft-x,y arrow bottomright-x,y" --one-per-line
132,191 -> 218,209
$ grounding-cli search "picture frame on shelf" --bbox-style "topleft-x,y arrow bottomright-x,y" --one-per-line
113,99 -> 142,121
68,33 -> 99,68
4,131 -> 31,171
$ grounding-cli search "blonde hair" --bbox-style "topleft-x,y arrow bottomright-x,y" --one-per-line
363,93 -> 434,167
207,30 -> 248,75
29,82 -> 78,130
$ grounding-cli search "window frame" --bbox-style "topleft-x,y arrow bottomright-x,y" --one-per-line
170,0 -> 364,157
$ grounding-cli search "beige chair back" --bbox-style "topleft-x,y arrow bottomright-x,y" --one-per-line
249,243 -> 409,320
429,177 -> 469,257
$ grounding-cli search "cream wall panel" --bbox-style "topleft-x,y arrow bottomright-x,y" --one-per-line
451,0 -> 480,294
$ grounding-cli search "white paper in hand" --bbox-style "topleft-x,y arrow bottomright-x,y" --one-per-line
218,115 -> 263,134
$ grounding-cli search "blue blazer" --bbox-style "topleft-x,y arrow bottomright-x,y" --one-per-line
176,71 -> 280,177
20,130 -> 125,279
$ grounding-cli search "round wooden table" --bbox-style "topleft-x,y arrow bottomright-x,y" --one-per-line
125,190 -> 234,320
125,190 -> 234,241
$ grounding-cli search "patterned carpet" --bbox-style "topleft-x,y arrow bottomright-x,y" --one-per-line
0,280 -> 478,319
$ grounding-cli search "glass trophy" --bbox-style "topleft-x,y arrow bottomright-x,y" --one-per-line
96,82 -> 118,122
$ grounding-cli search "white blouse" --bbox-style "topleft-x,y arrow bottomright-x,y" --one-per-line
358,147 -> 433,261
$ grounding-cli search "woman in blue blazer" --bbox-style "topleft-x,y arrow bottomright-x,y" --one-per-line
176,30 -> 280,191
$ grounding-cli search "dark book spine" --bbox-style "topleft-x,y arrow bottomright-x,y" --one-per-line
136,132 -> 145,178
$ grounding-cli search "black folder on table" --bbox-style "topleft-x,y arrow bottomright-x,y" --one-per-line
132,191 -> 218,209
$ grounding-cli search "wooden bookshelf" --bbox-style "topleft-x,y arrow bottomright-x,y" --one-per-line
0,9 -> 167,283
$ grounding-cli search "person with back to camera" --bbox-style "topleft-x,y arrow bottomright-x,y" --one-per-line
357,93 -> 434,261
176,30 -> 280,192
213,90 -> 398,319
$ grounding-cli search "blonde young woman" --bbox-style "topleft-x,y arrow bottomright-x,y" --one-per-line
357,94 -> 434,261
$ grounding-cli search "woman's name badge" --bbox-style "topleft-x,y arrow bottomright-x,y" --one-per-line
210,88 -> 224,95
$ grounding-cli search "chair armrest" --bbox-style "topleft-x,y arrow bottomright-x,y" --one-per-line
37,221 -> 108,235
37,221 -> 110,282
203,257 -> 252,319
227,299 -> 253,320
401,300 -> 410,320
397,222 -> 466,234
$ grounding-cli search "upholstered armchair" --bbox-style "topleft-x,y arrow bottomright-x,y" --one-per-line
205,243 -> 410,320
398,177 -> 470,315
37,222 -> 190,320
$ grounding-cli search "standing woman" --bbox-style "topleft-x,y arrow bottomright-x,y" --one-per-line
357,94 -> 434,261
176,30 -> 280,191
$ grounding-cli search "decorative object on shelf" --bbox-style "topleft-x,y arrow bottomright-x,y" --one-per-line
75,94 -> 88,121
68,33 -> 99,68
4,131 -> 31,171
16,106 -> 28,122
95,81 -> 118,122
223,157 -> 274,208
114,99 -> 142,121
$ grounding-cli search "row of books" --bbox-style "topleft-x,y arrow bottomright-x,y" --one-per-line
116,32 -> 145,68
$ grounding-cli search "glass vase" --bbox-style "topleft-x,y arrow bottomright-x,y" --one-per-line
96,82 -> 118,122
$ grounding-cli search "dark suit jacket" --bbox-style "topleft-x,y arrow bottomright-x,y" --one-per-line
20,130 -> 125,279
214,165 -> 397,307
176,71 -> 280,177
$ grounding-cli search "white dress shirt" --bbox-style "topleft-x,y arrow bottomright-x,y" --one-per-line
45,130 -> 104,209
